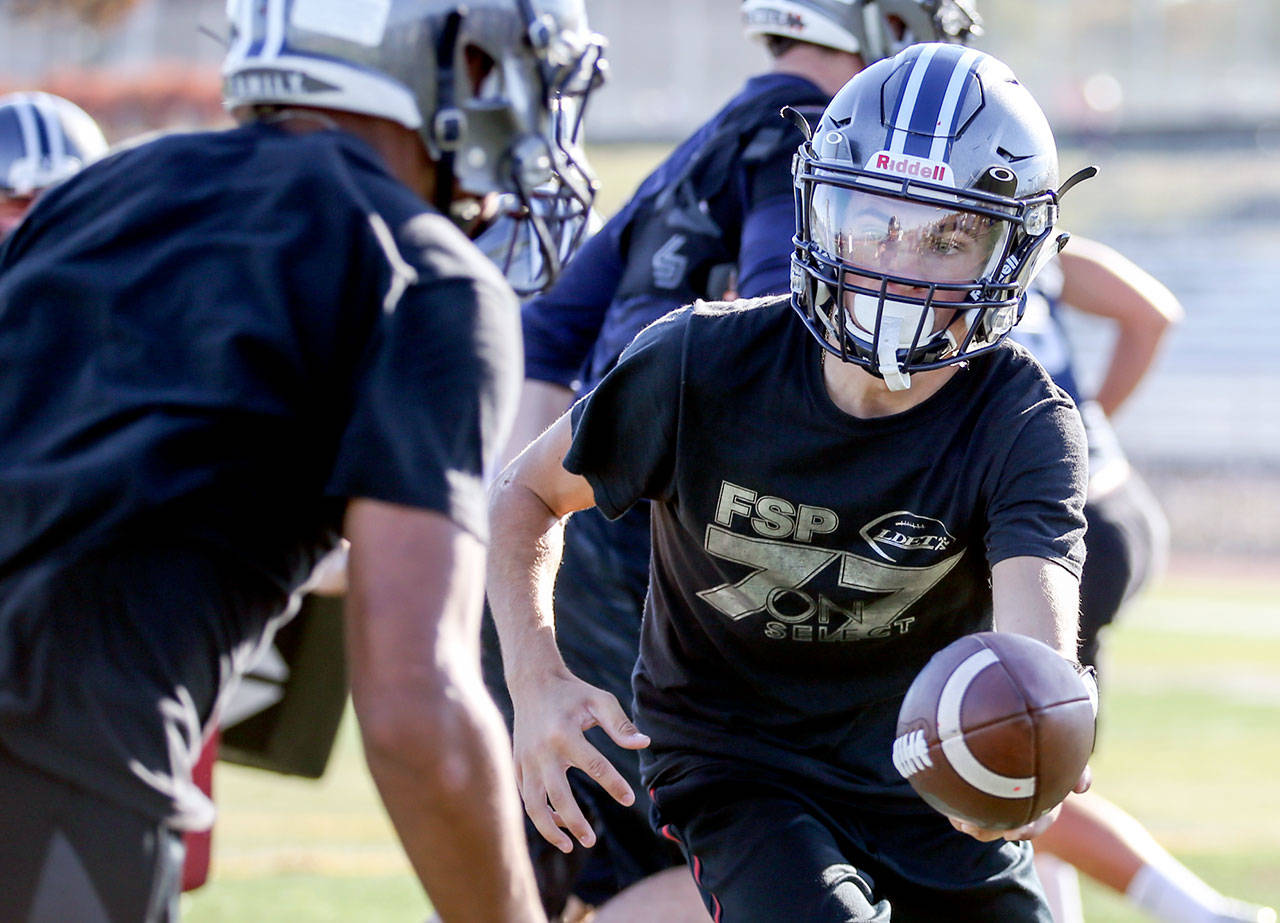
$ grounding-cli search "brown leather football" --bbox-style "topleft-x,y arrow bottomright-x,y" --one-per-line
893,632 -> 1096,830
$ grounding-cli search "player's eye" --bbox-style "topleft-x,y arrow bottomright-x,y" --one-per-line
926,233 -> 966,255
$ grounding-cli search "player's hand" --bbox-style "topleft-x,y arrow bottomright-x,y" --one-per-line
948,764 -> 1093,843
509,669 -> 650,853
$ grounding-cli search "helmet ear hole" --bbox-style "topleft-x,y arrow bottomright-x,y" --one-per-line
464,45 -> 497,98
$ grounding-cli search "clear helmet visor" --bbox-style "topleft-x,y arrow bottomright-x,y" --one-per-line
809,185 -> 1010,292
806,184 -> 1018,390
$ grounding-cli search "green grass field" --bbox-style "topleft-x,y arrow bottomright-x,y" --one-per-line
182,566 -> 1280,921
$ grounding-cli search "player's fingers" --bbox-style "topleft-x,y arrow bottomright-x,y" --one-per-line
947,816 -> 1004,843
521,786 -> 574,853
1072,764 -> 1093,794
564,735 -> 637,808
586,694 -> 650,752
543,771 -> 596,850
1004,805 -> 1061,842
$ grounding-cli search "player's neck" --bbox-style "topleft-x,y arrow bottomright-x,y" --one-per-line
770,45 -> 864,98
821,350 -> 959,419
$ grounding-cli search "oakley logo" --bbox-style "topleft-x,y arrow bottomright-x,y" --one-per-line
859,510 -> 955,564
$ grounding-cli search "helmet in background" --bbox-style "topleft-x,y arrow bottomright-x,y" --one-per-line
742,0 -> 982,65
221,0 -> 607,290
0,92 -> 108,199
790,43 -> 1089,390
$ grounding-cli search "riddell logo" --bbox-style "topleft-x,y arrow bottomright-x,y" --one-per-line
868,151 -> 952,185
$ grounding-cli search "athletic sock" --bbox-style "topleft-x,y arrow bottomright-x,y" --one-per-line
1125,861 -> 1251,923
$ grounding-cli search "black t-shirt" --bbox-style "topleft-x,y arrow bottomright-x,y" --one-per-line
565,297 -> 1086,809
0,123 -> 519,822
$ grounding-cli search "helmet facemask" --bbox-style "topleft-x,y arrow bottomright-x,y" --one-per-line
861,0 -> 984,63
795,163 -> 1057,390
472,8 -> 605,294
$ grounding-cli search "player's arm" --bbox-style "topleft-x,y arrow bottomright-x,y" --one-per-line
343,498 -> 544,923
487,413 -> 651,854
991,555 -> 1081,659
949,555 -> 1091,844
1058,236 -> 1184,417
736,141 -> 804,298
502,217 -> 623,472
493,378 -> 573,475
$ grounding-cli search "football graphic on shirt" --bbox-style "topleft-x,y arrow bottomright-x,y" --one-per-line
892,632 -> 1096,829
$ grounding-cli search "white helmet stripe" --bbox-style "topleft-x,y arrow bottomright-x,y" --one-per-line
887,42 -> 938,154
225,0 -> 257,69
262,0 -> 288,60
929,47 -> 982,161
35,95 -> 68,165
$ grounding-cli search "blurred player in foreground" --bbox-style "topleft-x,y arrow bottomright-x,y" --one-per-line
490,43 -> 1096,921
0,91 -> 107,238
0,1 -> 605,920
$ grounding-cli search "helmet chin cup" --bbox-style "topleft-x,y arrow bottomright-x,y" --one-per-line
849,293 -> 952,391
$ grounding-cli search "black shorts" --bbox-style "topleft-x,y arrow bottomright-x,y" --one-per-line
0,743 -> 185,922
1079,470 -> 1168,671
482,505 -> 683,914
649,767 -> 1050,923
0,543 -> 288,827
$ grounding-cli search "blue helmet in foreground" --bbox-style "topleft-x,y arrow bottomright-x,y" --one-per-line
790,43 -> 1093,390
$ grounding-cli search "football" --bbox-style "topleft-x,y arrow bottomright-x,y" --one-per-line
892,632 -> 1097,830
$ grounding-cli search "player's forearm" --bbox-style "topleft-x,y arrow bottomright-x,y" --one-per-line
1093,324 -> 1166,417
493,379 -> 574,477
486,479 -> 571,692
990,556 -> 1081,660
357,676 -> 545,923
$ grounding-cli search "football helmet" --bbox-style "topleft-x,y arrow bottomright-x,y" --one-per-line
742,0 -> 982,64
0,92 -> 108,199
221,0 -> 606,290
790,43 -> 1092,390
